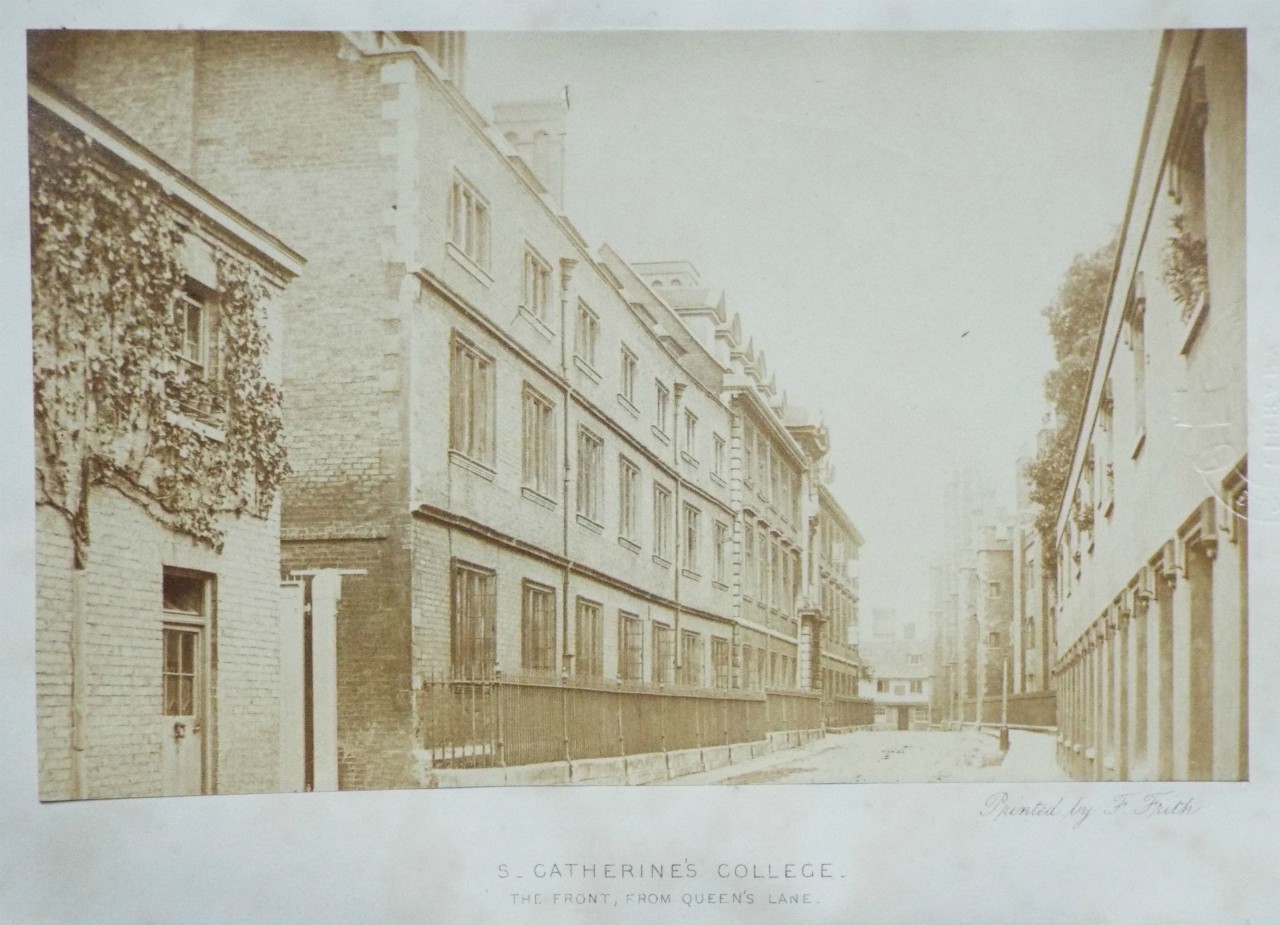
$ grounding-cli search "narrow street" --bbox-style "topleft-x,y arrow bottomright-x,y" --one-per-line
658,729 -> 1069,785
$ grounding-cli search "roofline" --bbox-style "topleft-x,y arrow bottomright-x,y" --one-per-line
28,74 -> 305,280
1053,31 -> 1179,541
818,482 -> 864,547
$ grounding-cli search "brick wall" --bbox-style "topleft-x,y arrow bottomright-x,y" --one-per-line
36,488 -> 283,800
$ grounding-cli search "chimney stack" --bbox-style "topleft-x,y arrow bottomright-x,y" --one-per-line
493,98 -> 569,206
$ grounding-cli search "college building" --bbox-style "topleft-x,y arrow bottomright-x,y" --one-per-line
29,30 -> 870,791
1053,30 -> 1246,781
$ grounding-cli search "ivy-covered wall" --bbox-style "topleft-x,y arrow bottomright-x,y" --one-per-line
29,108 -> 288,562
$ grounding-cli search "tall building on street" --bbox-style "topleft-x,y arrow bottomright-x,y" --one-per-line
29,30 -> 869,790
1053,30 -> 1246,782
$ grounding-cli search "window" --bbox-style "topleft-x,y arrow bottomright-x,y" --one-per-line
653,483 -> 672,560
162,626 -> 199,717
1100,380 -> 1115,508
522,248 -> 552,322
712,434 -> 725,479
683,410 -> 698,460
893,683 -> 906,696
521,386 -> 556,498
769,652 -> 779,687
743,645 -> 759,690
575,598 -> 603,678
988,631 -> 1001,647
743,422 -> 755,486
910,680 -> 924,695
576,427 -> 603,523
450,335 -> 494,466
451,563 -> 496,677
619,457 -> 639,542
757,436 -> 769,498
652,623 -> 675,685
448,173 -> 490,270
172,284 -> 221,383
679,631 -> 704,687
682,503 -> 700,573
521,582 -> 556,675
618,612 -> 643,682
1126,277 -> 1147,443
620,346 -> 637,404
574,301 -> 599,370
876,679 -> 888,693
713,521 -> 729,584
791,549 -> 802,610
988,581 -> 1002,598
655,382 -> 670,436
161,570 -> 207,718
908,654 -> 923,666
771,538 -> 783,609
757,528 -> 769,606
711,637 -> 730,689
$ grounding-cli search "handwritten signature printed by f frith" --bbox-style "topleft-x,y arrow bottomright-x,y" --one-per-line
980,790 -> 1202,828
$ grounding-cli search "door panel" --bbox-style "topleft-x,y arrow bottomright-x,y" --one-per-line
161,625 -> 203,796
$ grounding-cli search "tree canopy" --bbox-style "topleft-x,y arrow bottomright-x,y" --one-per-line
1023,237 -> 1117,566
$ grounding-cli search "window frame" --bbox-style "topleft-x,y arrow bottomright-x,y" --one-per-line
448,171 -> 491,272
521,384 -> 557,499
521,246 -> 553,323
521,581 -> 557,676
574,597 -> 604,679
618,611 -> 644,682
449,333 -> 496,468
450,561 -> 496,678
576,426 -> 604,524
574,300 -> 600,371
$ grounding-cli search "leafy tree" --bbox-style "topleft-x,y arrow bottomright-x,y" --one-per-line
1023,237 -> 1117,569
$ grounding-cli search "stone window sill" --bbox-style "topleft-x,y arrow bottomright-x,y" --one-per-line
449,450 -> 495,481
517,306 -> 555,341
521,486 -> 556,510
576,513 -> 604,534
445,241 -> 492,287
573,355 -> 601,384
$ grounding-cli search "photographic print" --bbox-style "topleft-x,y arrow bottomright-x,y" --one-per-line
25,27 -> 1247,802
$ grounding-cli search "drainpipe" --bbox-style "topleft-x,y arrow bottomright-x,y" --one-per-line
672,382 -> 686,681
559,258 -> 578,678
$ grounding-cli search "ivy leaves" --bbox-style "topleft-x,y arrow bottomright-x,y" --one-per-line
30,113 -> 288,561
1162,213 -> 1209,323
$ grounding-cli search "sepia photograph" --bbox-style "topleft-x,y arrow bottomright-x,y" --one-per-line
23,26 -> 1248,801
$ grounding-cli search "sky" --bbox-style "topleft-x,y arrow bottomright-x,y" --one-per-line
464,30 -> 1159,625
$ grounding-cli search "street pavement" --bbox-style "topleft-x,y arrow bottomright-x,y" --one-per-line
656,728 -> 1070,785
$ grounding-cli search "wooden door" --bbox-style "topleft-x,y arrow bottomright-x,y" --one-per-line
161,624 -> 203,796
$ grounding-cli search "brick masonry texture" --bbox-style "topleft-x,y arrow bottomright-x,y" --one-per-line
37,491 -> 284,801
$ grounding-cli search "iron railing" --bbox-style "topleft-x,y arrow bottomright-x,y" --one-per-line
417,673 -> 861,769
823,694 -> 876,729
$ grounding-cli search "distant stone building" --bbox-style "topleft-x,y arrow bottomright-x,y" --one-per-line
860,610 -> 931,729
29,77 -> 302,800
928,471 -> 1015,724
1013,445 -> 1056,695
1054,30 -> 1246,782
